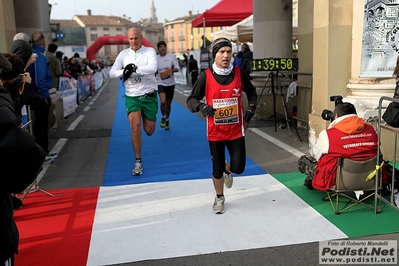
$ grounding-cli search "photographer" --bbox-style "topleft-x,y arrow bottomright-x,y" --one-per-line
298,101 -> 378,190
0,53 -> 32,125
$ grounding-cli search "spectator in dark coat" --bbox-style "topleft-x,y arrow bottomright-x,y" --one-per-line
241,43 -> 253,79
0,52 -> 46,265
45,43 -> 63,90
9,40 -> 34,71
188,55 -> 199,86
66,57 -> 82,79
0,53 -> 32,125
26,31 -> 57,164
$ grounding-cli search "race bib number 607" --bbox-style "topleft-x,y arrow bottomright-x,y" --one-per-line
212,97 -> 239,124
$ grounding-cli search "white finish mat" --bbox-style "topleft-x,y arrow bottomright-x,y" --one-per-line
86,174 -> 347,265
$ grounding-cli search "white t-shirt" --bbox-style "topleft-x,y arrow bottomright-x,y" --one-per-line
109,45 -> 157,97
156,53 -> 180,86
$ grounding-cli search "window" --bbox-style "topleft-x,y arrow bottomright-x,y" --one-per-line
180,42 -> 184,52
104,45 -> 111,56
116,27 -> 122,31
197,28 -> 200,34
90,27 -> 97,31
117,45 -> 124,53
103,27 -> 109,31
171,24 -> 174,29
165,25 -> 168,30
90,34 -> 98,41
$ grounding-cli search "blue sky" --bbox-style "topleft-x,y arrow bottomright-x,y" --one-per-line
50,0 -> 220,22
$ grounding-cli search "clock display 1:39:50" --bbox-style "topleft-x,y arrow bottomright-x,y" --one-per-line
251,58 -> 298,71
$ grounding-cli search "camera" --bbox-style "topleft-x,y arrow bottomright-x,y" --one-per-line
321,95 -> 343,122
16,73 -> 24,81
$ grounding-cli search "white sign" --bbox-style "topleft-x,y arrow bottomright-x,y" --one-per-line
319,240 -> 397,264
174,67 -> 187,85
360,1 -> 399,77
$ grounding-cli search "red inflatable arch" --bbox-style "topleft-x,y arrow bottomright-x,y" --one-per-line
86,36 -> 155,60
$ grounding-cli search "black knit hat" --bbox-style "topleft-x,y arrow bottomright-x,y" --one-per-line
0,53 -> 24,80
211,37 -> 232,58
157,41 -> 167,48
10,40 -> 33,66
0,53 -> 11,70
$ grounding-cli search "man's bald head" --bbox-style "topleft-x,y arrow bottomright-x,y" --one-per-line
127,27 -> 143,51
31,31 -> 46,47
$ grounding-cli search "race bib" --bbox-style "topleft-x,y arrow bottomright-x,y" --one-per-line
159,69 -> 171,80
127,74 -> 143,84
212,97 -> 239,124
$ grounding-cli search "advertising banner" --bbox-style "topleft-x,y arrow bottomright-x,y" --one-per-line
174,67 -> 187,85
78,75 -> 91,102
59,89 -> 77,117
59,77 -> 77,117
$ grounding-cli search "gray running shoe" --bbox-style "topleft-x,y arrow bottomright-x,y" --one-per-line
132,162 -> 143,175
47,152 -> 59,159
212,195 -> 225,214
43,156 -> 53,165
224,172 -> 233,188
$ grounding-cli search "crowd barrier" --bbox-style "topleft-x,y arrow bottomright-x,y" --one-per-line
58,67 -> 110,118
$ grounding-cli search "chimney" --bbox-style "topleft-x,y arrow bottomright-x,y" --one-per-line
189,11 -> 192,16
87,9 -> 92,16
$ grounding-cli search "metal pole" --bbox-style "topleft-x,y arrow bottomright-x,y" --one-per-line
203,18 -> 206,48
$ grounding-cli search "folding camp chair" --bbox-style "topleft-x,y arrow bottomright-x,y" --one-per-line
324,156 -> 381,214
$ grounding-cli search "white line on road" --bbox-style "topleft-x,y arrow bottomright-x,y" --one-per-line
249,128 -> 305,158
67,115 -> 84,131
36,138 -> 68,183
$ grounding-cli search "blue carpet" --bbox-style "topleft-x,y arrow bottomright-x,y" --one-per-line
103,80 -> 266,186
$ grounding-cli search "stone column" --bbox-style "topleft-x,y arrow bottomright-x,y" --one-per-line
253,0 -> 292,58
252,0 -> 293,121
13,0 -> 52,39
0,0 -> 16,51
308,0 -> 354,146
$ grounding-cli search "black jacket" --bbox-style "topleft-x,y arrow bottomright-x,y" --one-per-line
188,58 -> 199,73
242,49 -> 253,76
0,87 -> 46,261
186,66 -> 257,113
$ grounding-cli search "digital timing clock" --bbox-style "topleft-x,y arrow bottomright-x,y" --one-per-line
252,58 -> 298,71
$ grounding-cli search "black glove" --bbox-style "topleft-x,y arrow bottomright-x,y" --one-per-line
199,103 -> 215,117
243,104 -> 256,123
123,63 -> 136,82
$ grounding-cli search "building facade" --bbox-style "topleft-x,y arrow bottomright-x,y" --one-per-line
163,11 -> 222,59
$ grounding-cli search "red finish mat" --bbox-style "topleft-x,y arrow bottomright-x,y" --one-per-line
13,187 -> 99,266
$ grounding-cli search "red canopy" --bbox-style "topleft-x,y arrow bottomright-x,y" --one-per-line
191,0 -> 253,28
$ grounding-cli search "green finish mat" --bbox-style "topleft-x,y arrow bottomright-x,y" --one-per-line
273,172 -> 399,238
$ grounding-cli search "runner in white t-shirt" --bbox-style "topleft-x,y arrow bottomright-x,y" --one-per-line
109,27 -> 158,176
155,41 -> 180,130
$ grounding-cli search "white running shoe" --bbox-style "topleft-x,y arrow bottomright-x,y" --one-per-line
224,172 -> 233,188
132,162 -> 143,175
212,195 -> 225,214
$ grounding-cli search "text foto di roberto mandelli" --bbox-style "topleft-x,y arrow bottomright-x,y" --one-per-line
319,240 -> 397,265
